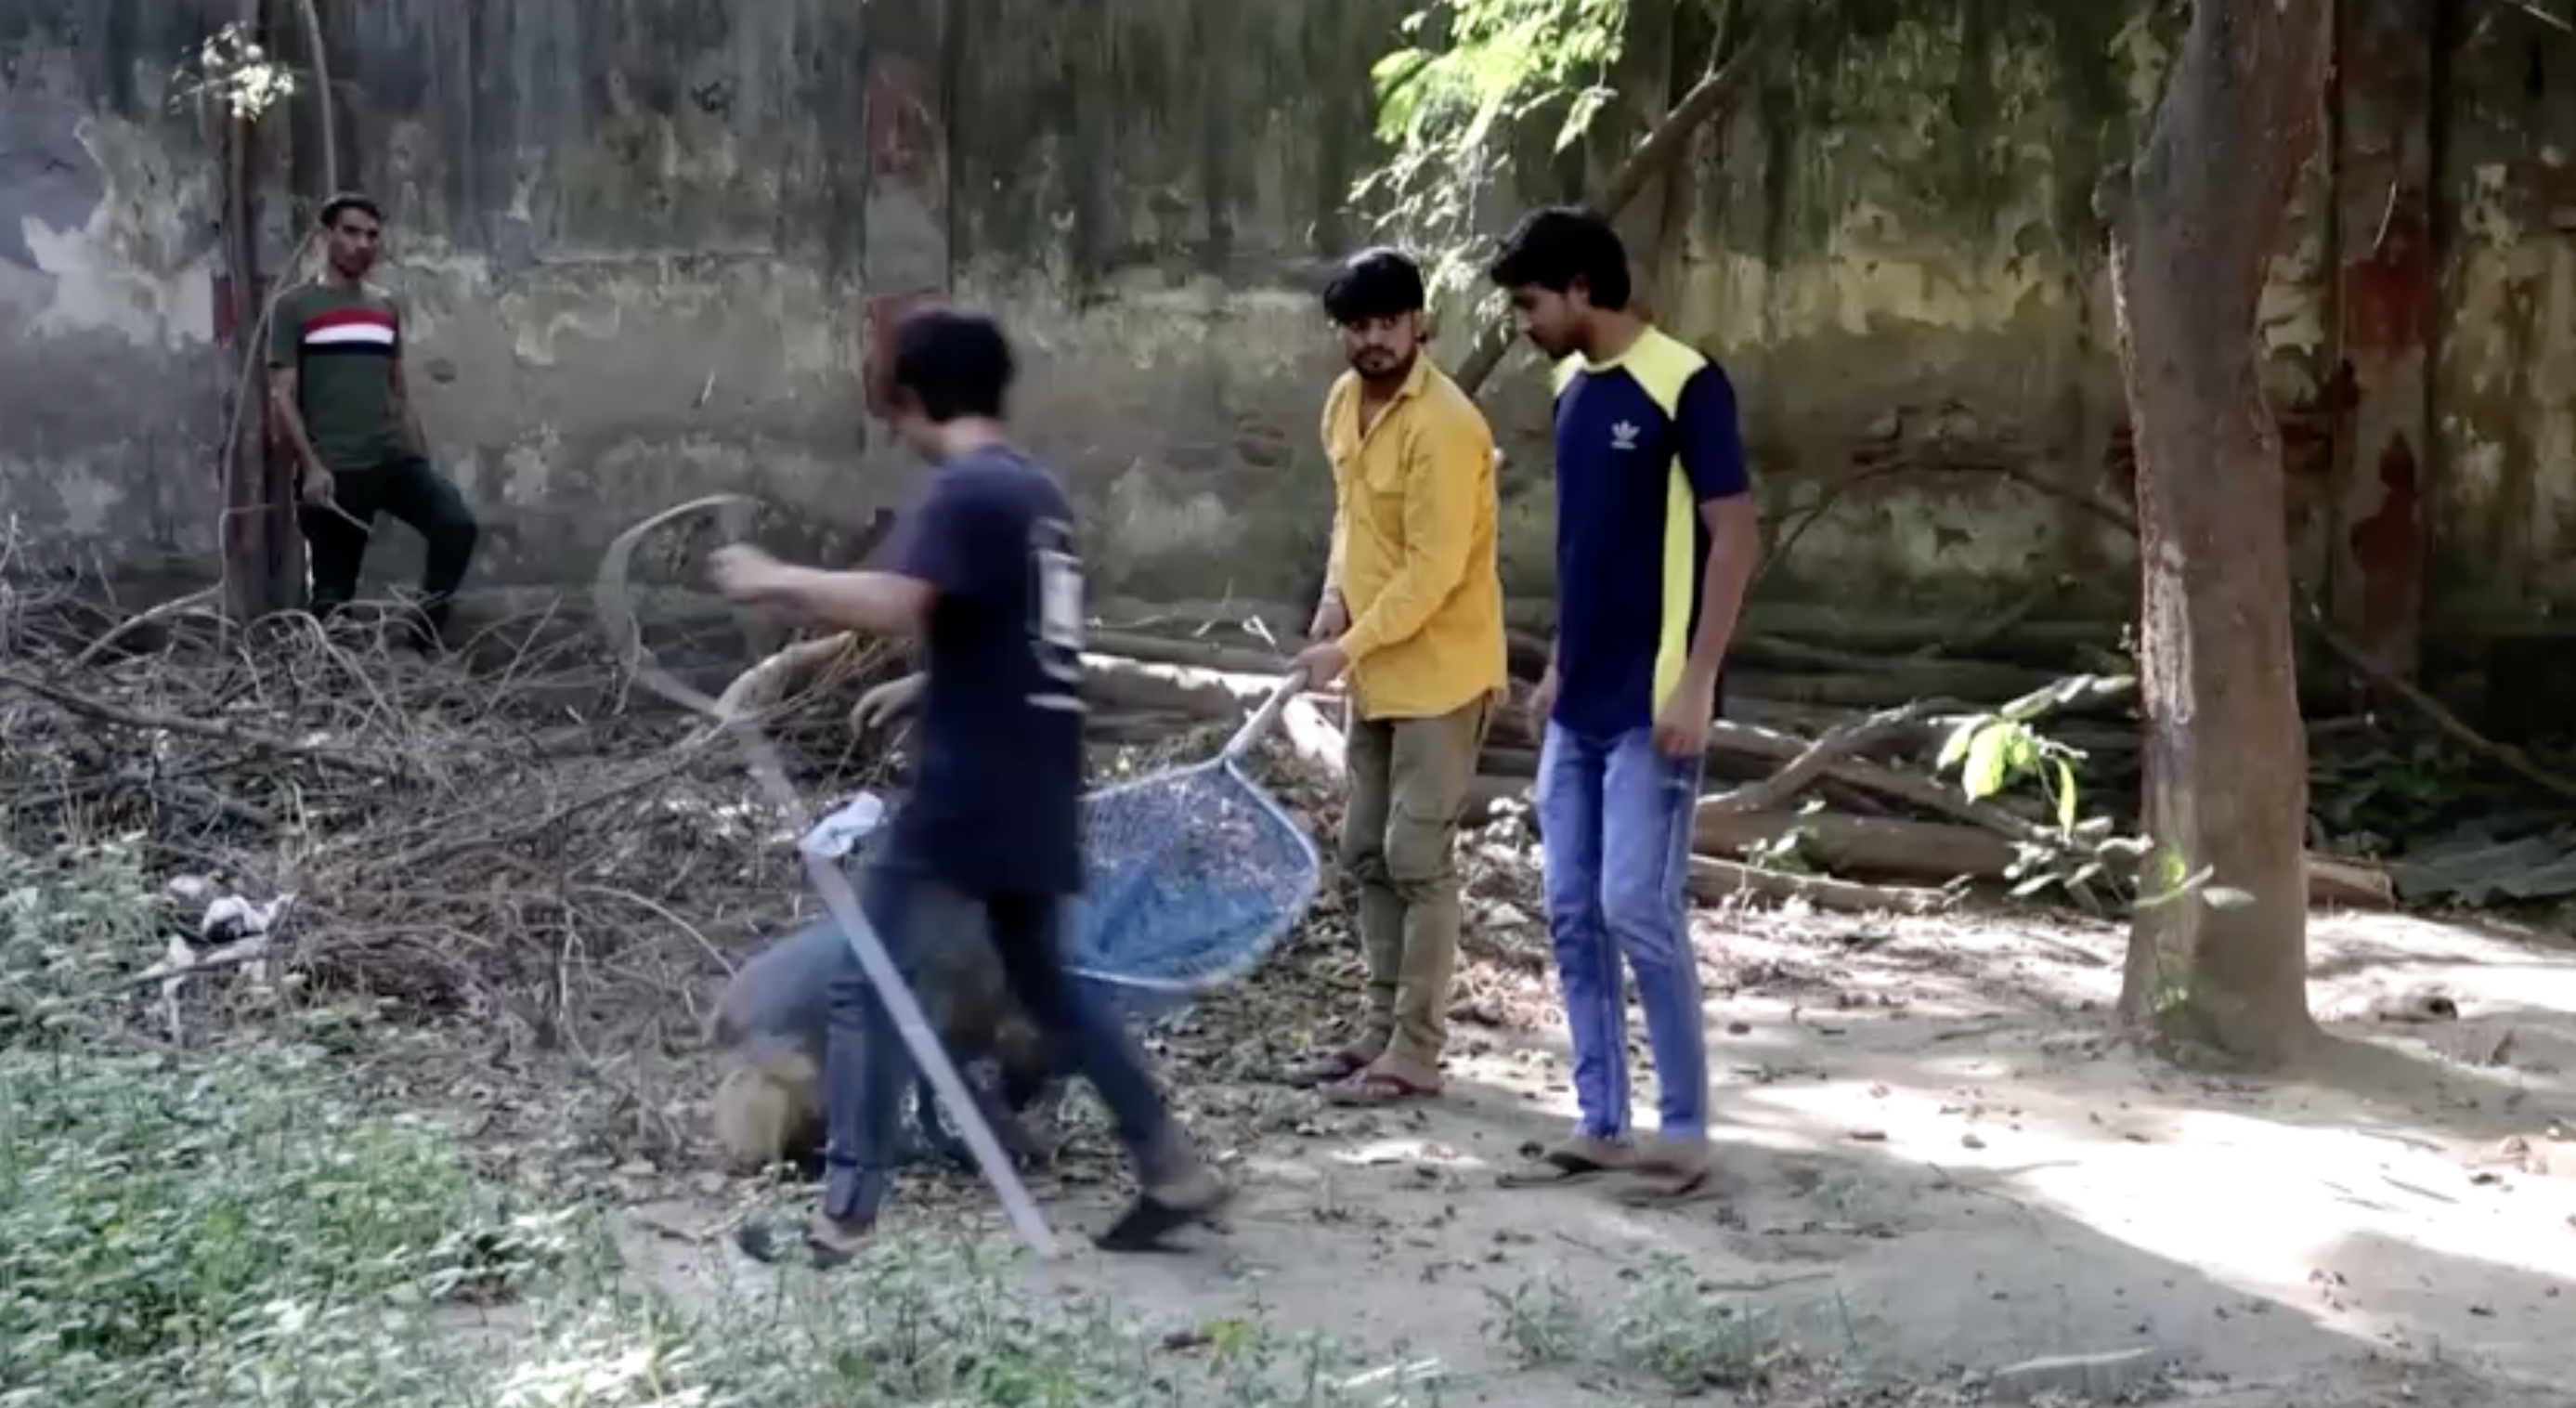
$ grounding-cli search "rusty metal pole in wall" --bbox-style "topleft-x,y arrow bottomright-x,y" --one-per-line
266,0 -> 308,611
216,0 -> 280,622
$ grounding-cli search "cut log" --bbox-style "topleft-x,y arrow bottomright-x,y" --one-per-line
1725,640 -> 2069,703
1084,711 -> 1211,745
1725,669 -> 2117,712
2304,854 -> 2395,910
1080,653 -> 1294,718
1085,629 -> 1301,679
1692,802 -> 2392,912
1702,701 -> 1939,816
1694,809 -> 2022,883
710,633 -> 879,721
1686,856 -> 1952,915
1730,697 -> 2140,759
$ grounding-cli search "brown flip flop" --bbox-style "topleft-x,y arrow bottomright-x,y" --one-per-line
1318,1069 -> 1439,1108
1282,1046 -> 1377,1089
1612,1165 -> 1724,1208
1611,1145 -> 1725,1208
1495,1139 -> 1626,1190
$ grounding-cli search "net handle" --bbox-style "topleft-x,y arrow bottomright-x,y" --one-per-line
1219,668 -> 1314,764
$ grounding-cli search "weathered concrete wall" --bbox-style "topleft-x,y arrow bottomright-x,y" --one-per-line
0,0 -> 1395,599
0,0 -> 229,559
1643,6 -> 2165,617
4,0 -> 2572,655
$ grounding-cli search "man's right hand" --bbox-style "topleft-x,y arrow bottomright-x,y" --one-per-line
1526,665 -> 1558,733
299,463 -> 335,507
1308,592 -> 1348,643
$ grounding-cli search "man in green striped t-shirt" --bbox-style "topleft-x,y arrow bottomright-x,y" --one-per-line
267,192 -> 479,650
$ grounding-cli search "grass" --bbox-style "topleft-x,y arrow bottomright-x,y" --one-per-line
1482,1255 -> 1803,1398
0,1040 -> 1476,1407
0,838 -> 1459,1407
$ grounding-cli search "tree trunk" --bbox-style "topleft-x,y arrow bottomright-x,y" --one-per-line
2107,0 -> 2330,1065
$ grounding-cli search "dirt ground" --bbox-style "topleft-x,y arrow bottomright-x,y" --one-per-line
600,896 -> 2576,1406
8,580 -> 2569,1404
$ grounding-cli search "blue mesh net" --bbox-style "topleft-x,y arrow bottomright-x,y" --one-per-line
1064,754 -> 1321,1020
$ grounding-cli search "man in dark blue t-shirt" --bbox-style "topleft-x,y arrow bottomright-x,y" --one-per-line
1485,208 -> 1761,1209
710,307 -> 1229,1261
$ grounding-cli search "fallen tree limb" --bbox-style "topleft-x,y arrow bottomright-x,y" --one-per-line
1686,855 -> 1952,915
1702,719 -> 2056,840
1882,441 -> 2576,810
1086,629 -> 1304,678
1081,653 -> 1314,720
1694,808 -> 2021,880
1724,669 -> 2104,712
709,632 -> 873,721
1702,701 -> 1937,816
2303,854 -> 2398,909
1724,638 -> 2067,702
1691,805 -> 2393,909
1729,697 -> 2140,759
0,665 -> 413,781
2301,605 -> 2576,809
72,585 -> 222,669
860,652 -> 1345,776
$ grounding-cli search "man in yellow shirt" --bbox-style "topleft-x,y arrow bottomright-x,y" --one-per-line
1289,248 -> 1509,1106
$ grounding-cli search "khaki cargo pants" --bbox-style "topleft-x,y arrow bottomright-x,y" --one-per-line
1338,690 -> 1496,1080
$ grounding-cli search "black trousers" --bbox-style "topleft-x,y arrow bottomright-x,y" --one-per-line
297,453 -> 478,633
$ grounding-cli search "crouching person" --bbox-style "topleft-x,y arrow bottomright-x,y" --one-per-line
707,917 -> 1062,1178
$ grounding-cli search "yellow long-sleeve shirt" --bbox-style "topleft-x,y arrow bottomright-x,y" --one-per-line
1321,356 -> 1508,722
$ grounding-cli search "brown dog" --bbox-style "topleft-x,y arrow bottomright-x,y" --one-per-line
707,919 -> 1063,1176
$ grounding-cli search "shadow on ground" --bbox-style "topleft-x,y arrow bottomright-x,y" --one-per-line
618,905 -> 2575,1407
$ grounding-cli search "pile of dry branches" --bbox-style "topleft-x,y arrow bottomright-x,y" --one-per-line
0,567 -> 913,1052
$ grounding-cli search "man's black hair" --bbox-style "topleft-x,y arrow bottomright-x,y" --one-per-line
319,191 -> 383,228
1488,206 -> 1632,310
1321,247 -> 1428,325
890,306 -> 1016,423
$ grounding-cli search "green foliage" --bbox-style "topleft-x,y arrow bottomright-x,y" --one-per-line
0,1040 -> 1448,1408
1478,1257 -> 1799,1393
1480,1276 -> 1588,1368
1936,678 -> 2121,830
175,21 -> 299,120
0,1047 -> 565,1405
1933,673 -> 2142,903
1354,0 -> 1651,319
0,836 -> 160,1036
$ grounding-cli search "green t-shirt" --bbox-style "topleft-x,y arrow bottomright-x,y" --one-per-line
267,280 -> 407,471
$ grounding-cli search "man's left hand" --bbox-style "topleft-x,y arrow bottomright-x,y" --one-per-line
710,544 -> 787,605
1295,640 -> 1350,688
1651,671 -> 1719,760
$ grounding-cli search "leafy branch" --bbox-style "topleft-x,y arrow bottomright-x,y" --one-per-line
1934,673 -> 2147,904
174,21 -> 298,122
1356,0 -> 1637,316
1351,0 -> 1774,395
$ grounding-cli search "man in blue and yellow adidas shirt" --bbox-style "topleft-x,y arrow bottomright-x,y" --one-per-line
1486,208 -> 1760,1206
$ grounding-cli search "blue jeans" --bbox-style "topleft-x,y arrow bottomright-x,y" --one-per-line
1535,723 -> 1710,1141
822,864 -> 1178,1224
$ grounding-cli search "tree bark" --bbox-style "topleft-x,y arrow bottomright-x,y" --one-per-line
2106,0 -> 2331,1065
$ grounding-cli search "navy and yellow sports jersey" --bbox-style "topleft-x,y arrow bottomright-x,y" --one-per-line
1548,326 -> 1751,736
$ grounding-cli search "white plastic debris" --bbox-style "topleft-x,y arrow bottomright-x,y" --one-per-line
143,885 -> 299,1042
800,790 -> 888,861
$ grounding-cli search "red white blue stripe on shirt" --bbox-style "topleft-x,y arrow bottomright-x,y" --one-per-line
300,305 -> 399,356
